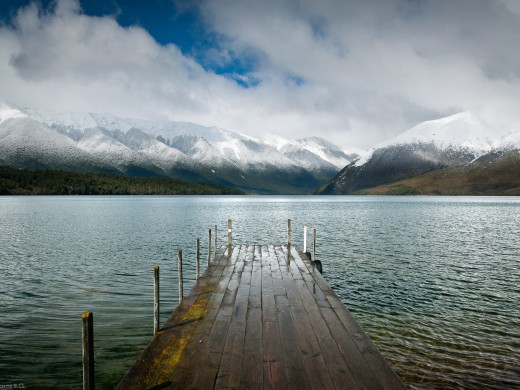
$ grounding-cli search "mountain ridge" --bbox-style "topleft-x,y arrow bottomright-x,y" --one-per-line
317,112 -> 520,195
0,103 -> 358,194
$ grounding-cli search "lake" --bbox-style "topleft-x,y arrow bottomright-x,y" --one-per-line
0,196 -> 519,389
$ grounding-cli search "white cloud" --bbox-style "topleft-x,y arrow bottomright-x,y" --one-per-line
200,0 -> 520,145
0,1 -> 245,126
1,0 -> 520,149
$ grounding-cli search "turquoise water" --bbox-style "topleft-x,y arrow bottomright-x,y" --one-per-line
0,196 -> 519,389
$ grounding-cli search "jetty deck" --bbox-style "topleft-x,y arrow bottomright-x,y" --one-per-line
116,244 -> 405,389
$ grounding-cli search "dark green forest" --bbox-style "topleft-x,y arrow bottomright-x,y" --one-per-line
0,166 -> 244,195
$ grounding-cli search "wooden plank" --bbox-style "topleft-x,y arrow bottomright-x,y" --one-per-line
321,306 -> 383,390
249,245 -> 262,309
278,245 -> 363,389
215,246 -> 252,388
273,246 -> 337,390
268,245 -> 286,298
328,299 -> 406,390
263,320 -> 288,390
240,305 -> 263,389
261,245 -> 277,323
292,245 -> 406,390
187,245 -> 245,388
275,295 -> 312,390
289,306 -> 337,390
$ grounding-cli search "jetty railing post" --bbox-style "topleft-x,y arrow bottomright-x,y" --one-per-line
196,238 -> 200,279
178,249 -> 183,304
228,219 -> 232,250
82,311 -> 95,390
214,224 -> 218,258
287,219 -> 292,262
303,223 -> 308,253
287,219 -> 291,246
208,228 -> 212,266
154,265 -> 160,335
313,228 -> 316,261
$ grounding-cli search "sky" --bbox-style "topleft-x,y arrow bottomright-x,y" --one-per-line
1,0 -> 520,149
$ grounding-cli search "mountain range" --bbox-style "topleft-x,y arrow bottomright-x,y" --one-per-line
0,103 -> 358,194
2,102 -> 519,196
317,112 -> 520,195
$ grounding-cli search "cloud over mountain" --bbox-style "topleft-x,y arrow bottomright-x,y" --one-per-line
1,0 -> 520,149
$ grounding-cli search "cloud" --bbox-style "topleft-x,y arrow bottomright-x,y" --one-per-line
1,0 -> 520,149
0,1 -> 244,126
200,0 -> 520,142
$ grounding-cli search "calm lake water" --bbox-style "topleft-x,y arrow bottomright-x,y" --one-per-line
0,196 -> 519,389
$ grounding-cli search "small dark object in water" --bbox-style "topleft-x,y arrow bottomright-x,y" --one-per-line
314,260 -> 323,274
304,251 -> 323,274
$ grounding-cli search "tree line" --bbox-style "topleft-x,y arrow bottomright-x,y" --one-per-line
0,166 -> 244,195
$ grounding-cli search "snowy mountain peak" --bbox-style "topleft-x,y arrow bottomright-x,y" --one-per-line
0,103 -> 358,194
354,112 -> 508,167
0,103 -> 27,124
391,112 -> 494,149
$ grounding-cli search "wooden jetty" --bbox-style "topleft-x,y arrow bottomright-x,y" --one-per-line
115,240 -> 405,389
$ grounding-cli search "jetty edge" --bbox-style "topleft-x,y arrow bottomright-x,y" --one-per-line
115,242 -> 405,389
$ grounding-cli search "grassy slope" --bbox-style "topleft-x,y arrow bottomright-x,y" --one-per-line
355,153 -> 520,196
0,166 -> 245,195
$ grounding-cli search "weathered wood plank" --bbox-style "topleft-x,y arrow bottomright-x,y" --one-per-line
187,245 -> 245,388
292,245 -> 406,390
215,246 -> 252,388
279,245 -> 363,389
263,320 -> 288,390
273,246 -> 337,390
240,306 -> 263,389
261,246 -> 277,323
275,295 -> 312,390
239,246 -> 263,389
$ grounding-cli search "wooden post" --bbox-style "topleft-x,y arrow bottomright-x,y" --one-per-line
196,238 -> 200,279
287,219 -> 292,263
287,219 -> 292,246
214,224 -> 218,258
228,219 -> 232,249
178,249 -> 184,304
154,265 -> 159,335
82,311 -> 95,390
208,228 -> 212,266
313,228 -> 316,261
303,224 -> 308,253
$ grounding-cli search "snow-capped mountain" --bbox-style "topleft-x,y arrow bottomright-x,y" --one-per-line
318,112 -> 520,194
0,103 -> 358,194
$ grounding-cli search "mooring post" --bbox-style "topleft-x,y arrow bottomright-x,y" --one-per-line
196,238 -> 200,279
214,224 -> 218,258
154,265 -> 159,335
228,219 -> 232,249
178,249 -> 183,304
313,228 -> 316,261
82,311 -> 95,390
287,219 -> 292,246
287,219 -> 292,262
208,228 -> 212,266
303,223 -> 308,253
